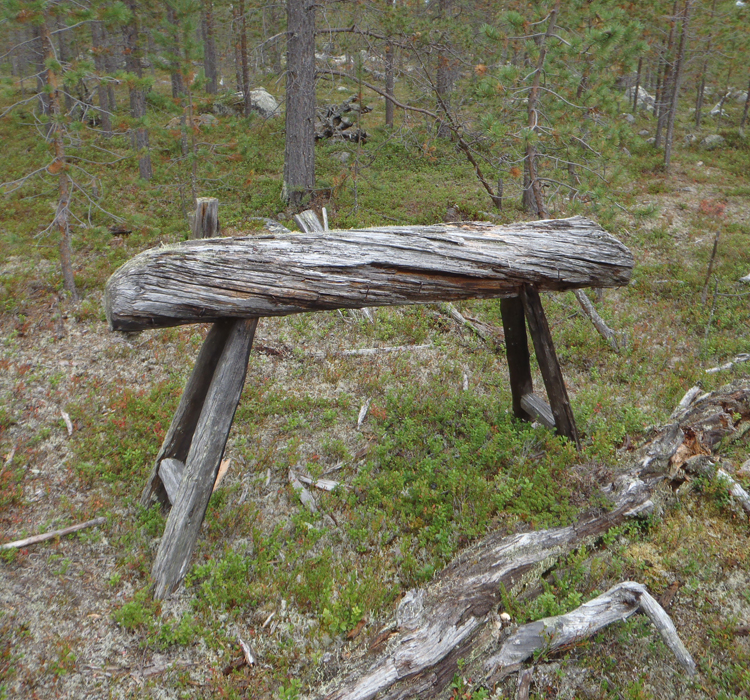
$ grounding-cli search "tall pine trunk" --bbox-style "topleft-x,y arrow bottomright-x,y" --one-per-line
232,3 -> 245,94
202,1 -> 218,94
91,21 -> 112,135
239,0 -> 251,116
283,0 -> 316,208
655,0 -> 679,149
166,6 -> 185,99
31,26 -> 51,118
523,0 -> 560,218
123,1 -> 153,181
385,40 -> 395,127
40,14 -> 78,301
664,0 -> 691,171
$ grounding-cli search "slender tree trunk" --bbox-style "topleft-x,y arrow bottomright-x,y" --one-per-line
523,0 -> 560,218
91,21 -> 112,135
40,15 -> 78,301
741,75 -> 750,129
632,56 -> 643,113
664,0 -> 692,171
166,6 -> 185,99
239,0 -> 251,116
123,1 -> 153,181
31,26 -> 50,118
55,18 -> 74,114
202,0 -> 218,94
385,41 -> 395,127
232,3 -> 244,93
655,0 -> 679,149
103,25 -> 118,111
695,60 -> 708,128
269,3 -> 283,74
283,0 -> 316,208
435,0 -> 453,138
694,0 -> 717,129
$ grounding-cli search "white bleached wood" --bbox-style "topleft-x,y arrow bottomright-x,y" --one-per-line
297,474 -> 342,492
705,353 -> 750,374
357,399 -> 371,428
573,289 -> 620,352
520,393 -> 555,430
483,582 -> 696,681
105,217 -> 634,331
669,385 -> 703,420
238,636 -> 256,666
158,458 -> 185,505
290,470 -> 318,512
716,468 -> 750,515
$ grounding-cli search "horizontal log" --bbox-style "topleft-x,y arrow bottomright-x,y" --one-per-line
105,217 -> 633,331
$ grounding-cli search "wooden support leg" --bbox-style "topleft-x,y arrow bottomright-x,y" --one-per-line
520,285 -> 581,449
500,296 -> 534,421
140,321 -> 235,507
151,317 -> 258,599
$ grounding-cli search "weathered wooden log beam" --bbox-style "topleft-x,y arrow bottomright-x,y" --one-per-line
105,216 -> 633,332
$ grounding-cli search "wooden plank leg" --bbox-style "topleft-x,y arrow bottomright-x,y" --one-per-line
520,285 -> 581,449
151,317 -> 258,599
500,296 -> 534,421
140,320 -> 235,507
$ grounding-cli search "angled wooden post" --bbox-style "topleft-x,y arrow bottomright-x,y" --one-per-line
141,321 -> 234,507
500,296 -> 533,421
520,284 -> 580,449
152,317 -> 258,599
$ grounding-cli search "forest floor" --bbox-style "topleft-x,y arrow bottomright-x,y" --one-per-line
1,80 -> 750,699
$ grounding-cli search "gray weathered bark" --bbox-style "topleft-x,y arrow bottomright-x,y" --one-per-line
140,321 -> 235,507
123,0 -> 153,181
189,197 -> 220,239
664,0 -> 692,170
166,6 -> 185,99
151,317 -> 258,598
484,582 -> 695,682
105,217 -> 634,331
91,21 -> 113,135
283,0 -> 316,207
201,0 -> 218,94
315,468 -> 661,700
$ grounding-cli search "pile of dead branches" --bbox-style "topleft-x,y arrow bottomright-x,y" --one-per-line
315,96 -> 371,143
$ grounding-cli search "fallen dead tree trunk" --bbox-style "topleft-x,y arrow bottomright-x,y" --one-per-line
314,379 -> 750,700
315,470 -> 661,700
104,216 -> 633,331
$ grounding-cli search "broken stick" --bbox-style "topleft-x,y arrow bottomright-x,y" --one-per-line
484,581 -> 696,682
573,289 -> 620,352
1,517 -> 107,550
